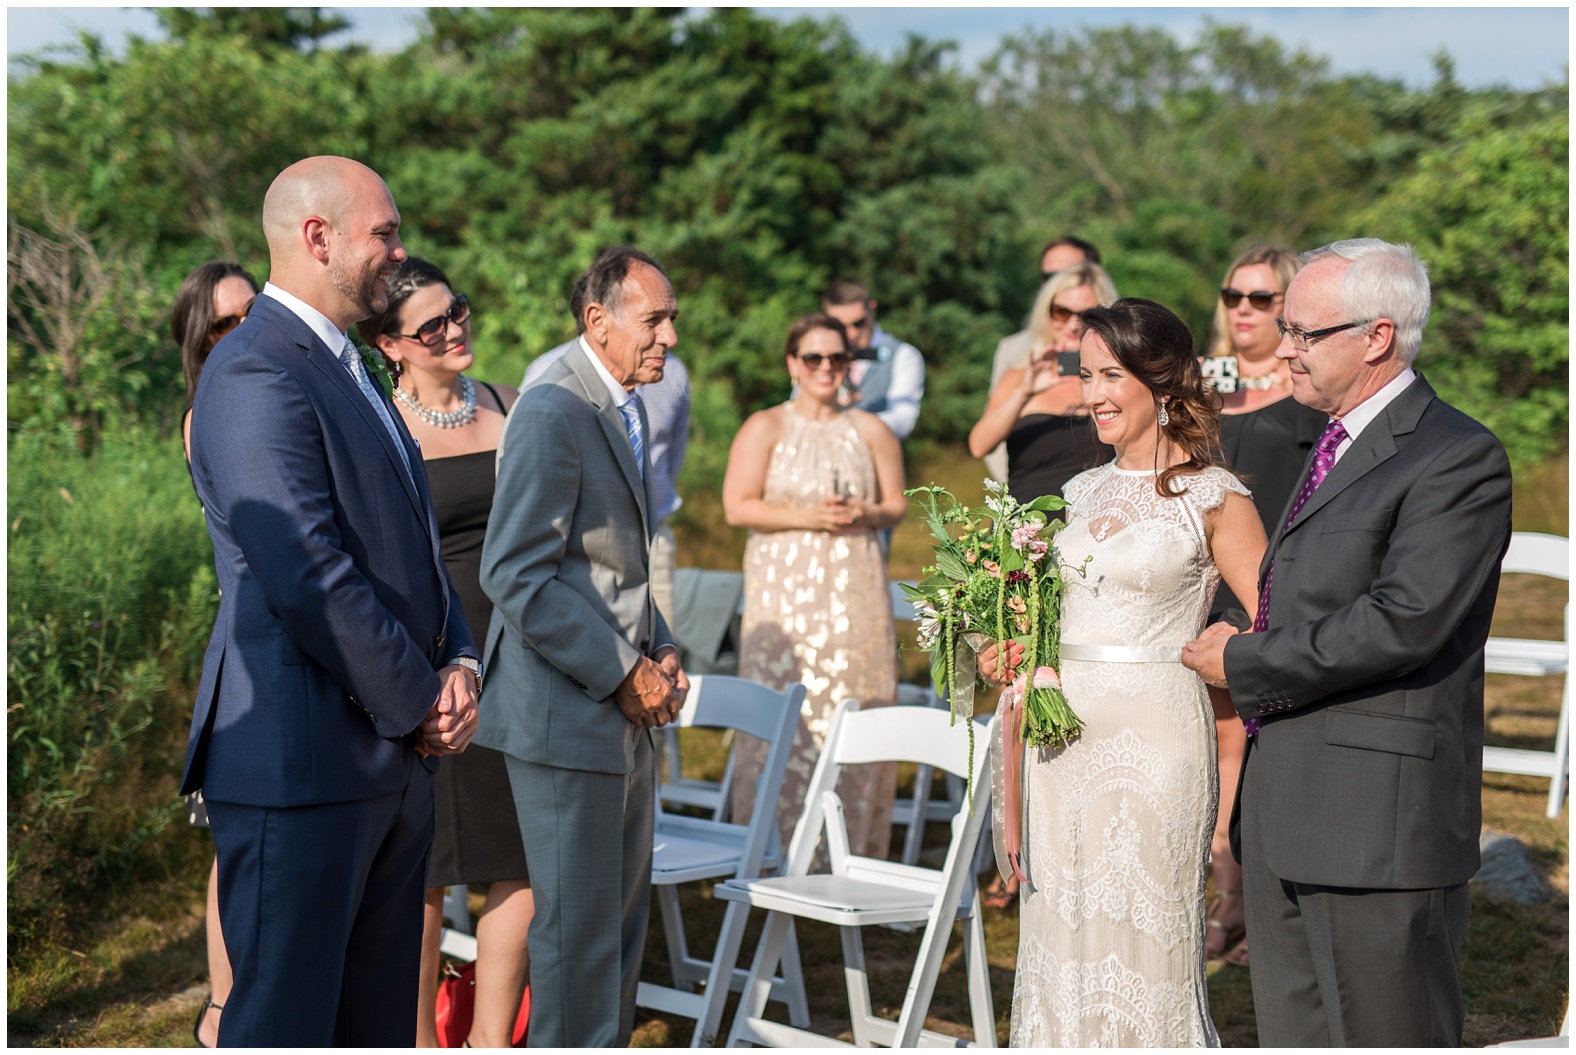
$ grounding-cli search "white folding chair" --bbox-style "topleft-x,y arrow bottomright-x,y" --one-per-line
1481,532 -> 1570,817
888,581 -> 967,868
659,723 -> 738,820
718,700 -> 999,1049
891,682 -> 967,866
638,675 -> 813,1046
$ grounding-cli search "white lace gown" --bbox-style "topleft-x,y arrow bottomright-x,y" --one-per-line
1009,463 -> 1248,1048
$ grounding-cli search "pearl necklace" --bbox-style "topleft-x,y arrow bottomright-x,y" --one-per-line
1237,369 -> 1289,391
394,375 -> 477,429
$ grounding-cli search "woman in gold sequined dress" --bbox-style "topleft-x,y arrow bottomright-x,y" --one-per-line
722,314 -> 908,857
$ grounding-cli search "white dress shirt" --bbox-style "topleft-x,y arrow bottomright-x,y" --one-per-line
1331,367 -> 1417,465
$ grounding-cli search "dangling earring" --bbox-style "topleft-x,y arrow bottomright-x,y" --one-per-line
1157,400 -> 1170,427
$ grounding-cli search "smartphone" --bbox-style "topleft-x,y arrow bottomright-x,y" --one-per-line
1056,350 -> 1081,376
1201,355 -> 1239,394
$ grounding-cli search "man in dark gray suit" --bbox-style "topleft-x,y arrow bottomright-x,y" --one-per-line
478,245 -> 688,1046
1183,238 -> 1513,1046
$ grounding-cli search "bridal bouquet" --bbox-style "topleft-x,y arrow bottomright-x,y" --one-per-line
901,479 -> 1085,761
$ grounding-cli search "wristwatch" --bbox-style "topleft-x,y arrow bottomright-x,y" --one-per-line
456,656 -> 482,692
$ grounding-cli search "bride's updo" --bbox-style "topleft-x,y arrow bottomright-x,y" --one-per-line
1079,297 -> 1226,497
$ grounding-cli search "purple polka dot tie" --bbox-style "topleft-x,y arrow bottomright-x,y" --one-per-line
1243,419 -> 1349,734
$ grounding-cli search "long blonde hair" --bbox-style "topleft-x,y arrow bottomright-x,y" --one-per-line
1026,262 -> 1119,351
1207,245 -> 1301,358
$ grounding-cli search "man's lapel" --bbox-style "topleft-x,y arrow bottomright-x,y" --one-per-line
1282,374 -> 1435,537
301,331 -> 429,525
564,343 -> 652,536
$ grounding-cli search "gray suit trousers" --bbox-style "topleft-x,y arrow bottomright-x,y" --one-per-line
504,736 -> 655,1047
1240,751 -> 1470,1046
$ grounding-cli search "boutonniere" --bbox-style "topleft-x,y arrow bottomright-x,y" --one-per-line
355,342 -> 398,400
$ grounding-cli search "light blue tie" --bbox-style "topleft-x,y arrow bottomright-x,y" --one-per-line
340,338 -> 416,487
618,399 -> 645,479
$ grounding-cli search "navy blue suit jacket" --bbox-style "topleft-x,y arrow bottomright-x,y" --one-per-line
182,293 -> 476,807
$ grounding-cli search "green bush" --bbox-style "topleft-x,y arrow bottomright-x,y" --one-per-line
6,429 -> 216,956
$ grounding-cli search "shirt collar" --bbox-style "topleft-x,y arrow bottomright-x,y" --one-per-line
262,282 -> 350,356
1335,366 -> 1417,442
578,335 -> 633,409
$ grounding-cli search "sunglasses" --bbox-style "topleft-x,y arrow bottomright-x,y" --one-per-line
209,297 -> 256,340
397,294 -> 470,346
797,351 -> 853,371
1221,288 -> 1283,312
1048,302 -> 1085,325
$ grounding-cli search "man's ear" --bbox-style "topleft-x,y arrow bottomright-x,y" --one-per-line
303,216 -> 331,265
1363,318 -> 1396,364
583,301 -> 609,346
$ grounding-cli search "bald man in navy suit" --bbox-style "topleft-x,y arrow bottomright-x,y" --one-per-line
184,156 -> 480,1046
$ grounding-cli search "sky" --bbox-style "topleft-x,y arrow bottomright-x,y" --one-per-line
6,6 -> 1570,90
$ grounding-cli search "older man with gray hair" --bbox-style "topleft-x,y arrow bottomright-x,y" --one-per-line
1182,238 -> 1513,1046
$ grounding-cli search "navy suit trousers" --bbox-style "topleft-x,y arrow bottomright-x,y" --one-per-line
206,756 -> 435,1047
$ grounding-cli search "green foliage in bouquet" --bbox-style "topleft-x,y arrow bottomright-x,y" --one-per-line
901,479 -> 1087,760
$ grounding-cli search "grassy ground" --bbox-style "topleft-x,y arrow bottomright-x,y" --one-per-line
9,449 -> 1568,1047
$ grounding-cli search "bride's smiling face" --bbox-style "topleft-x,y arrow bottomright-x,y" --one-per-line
1080,330 -> 1160,459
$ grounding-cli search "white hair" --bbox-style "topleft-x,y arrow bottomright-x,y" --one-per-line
1302,238 -> 1431,364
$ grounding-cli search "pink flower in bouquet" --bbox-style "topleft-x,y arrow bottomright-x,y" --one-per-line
1028,539 -> 1050,562
982,559 -> 1001,576
1010,523 -> 1039,551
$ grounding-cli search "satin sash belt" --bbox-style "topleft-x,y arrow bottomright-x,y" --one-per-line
1060,643 -> 1182,664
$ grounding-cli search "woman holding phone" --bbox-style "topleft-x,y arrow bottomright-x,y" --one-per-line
968,261 -> 1118,910
969,263 -> 1119,502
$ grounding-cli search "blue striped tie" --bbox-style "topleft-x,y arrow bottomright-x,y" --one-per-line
618,399 -> 645,479
340,339 -> 416,487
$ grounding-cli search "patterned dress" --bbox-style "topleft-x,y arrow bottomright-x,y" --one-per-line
1010,463 -> 1249,1047
729,406 -> 899,859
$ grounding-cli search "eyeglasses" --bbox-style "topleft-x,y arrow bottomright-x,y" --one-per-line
1221,288 -> 1283,312
1275,317 -> 1369,349
397,294 -> 470,346
837,314 -> 872,331
1049,302 -> 1085,325
209,297 -> 256,340
797,351 -> 853,371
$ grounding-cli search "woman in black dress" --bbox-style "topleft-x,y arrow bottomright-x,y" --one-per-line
174,260 -> 260,1048
361,258 -> 529,1048
970,262 -> 1119,500
1202,245 -> 1326,967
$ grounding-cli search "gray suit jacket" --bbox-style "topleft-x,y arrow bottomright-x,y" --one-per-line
1225,374 -> 1512,889
477,342 -> 673,774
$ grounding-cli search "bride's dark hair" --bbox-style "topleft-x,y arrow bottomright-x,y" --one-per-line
1079,297 -> 1226,498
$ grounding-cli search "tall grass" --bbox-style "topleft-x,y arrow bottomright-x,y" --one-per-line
7,429 -> 216,958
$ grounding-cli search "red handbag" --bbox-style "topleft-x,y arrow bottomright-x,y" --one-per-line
434,961 -> 530,1047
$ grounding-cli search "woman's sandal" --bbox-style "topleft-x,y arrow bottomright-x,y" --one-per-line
983,875 -> 1020,910
1204,889 -> 1245,959
192,996 -> 222,1048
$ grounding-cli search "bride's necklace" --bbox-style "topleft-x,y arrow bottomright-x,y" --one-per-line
394,375 -> 477,429
1237,365 -> 1288,391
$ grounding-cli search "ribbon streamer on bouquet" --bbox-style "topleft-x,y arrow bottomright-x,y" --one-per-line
990,665 -> 1060,887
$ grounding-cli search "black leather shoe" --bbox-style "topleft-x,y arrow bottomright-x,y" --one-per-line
192,997 -> 222,1048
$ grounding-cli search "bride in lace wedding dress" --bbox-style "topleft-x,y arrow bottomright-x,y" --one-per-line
996,299 -> 1266,1047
